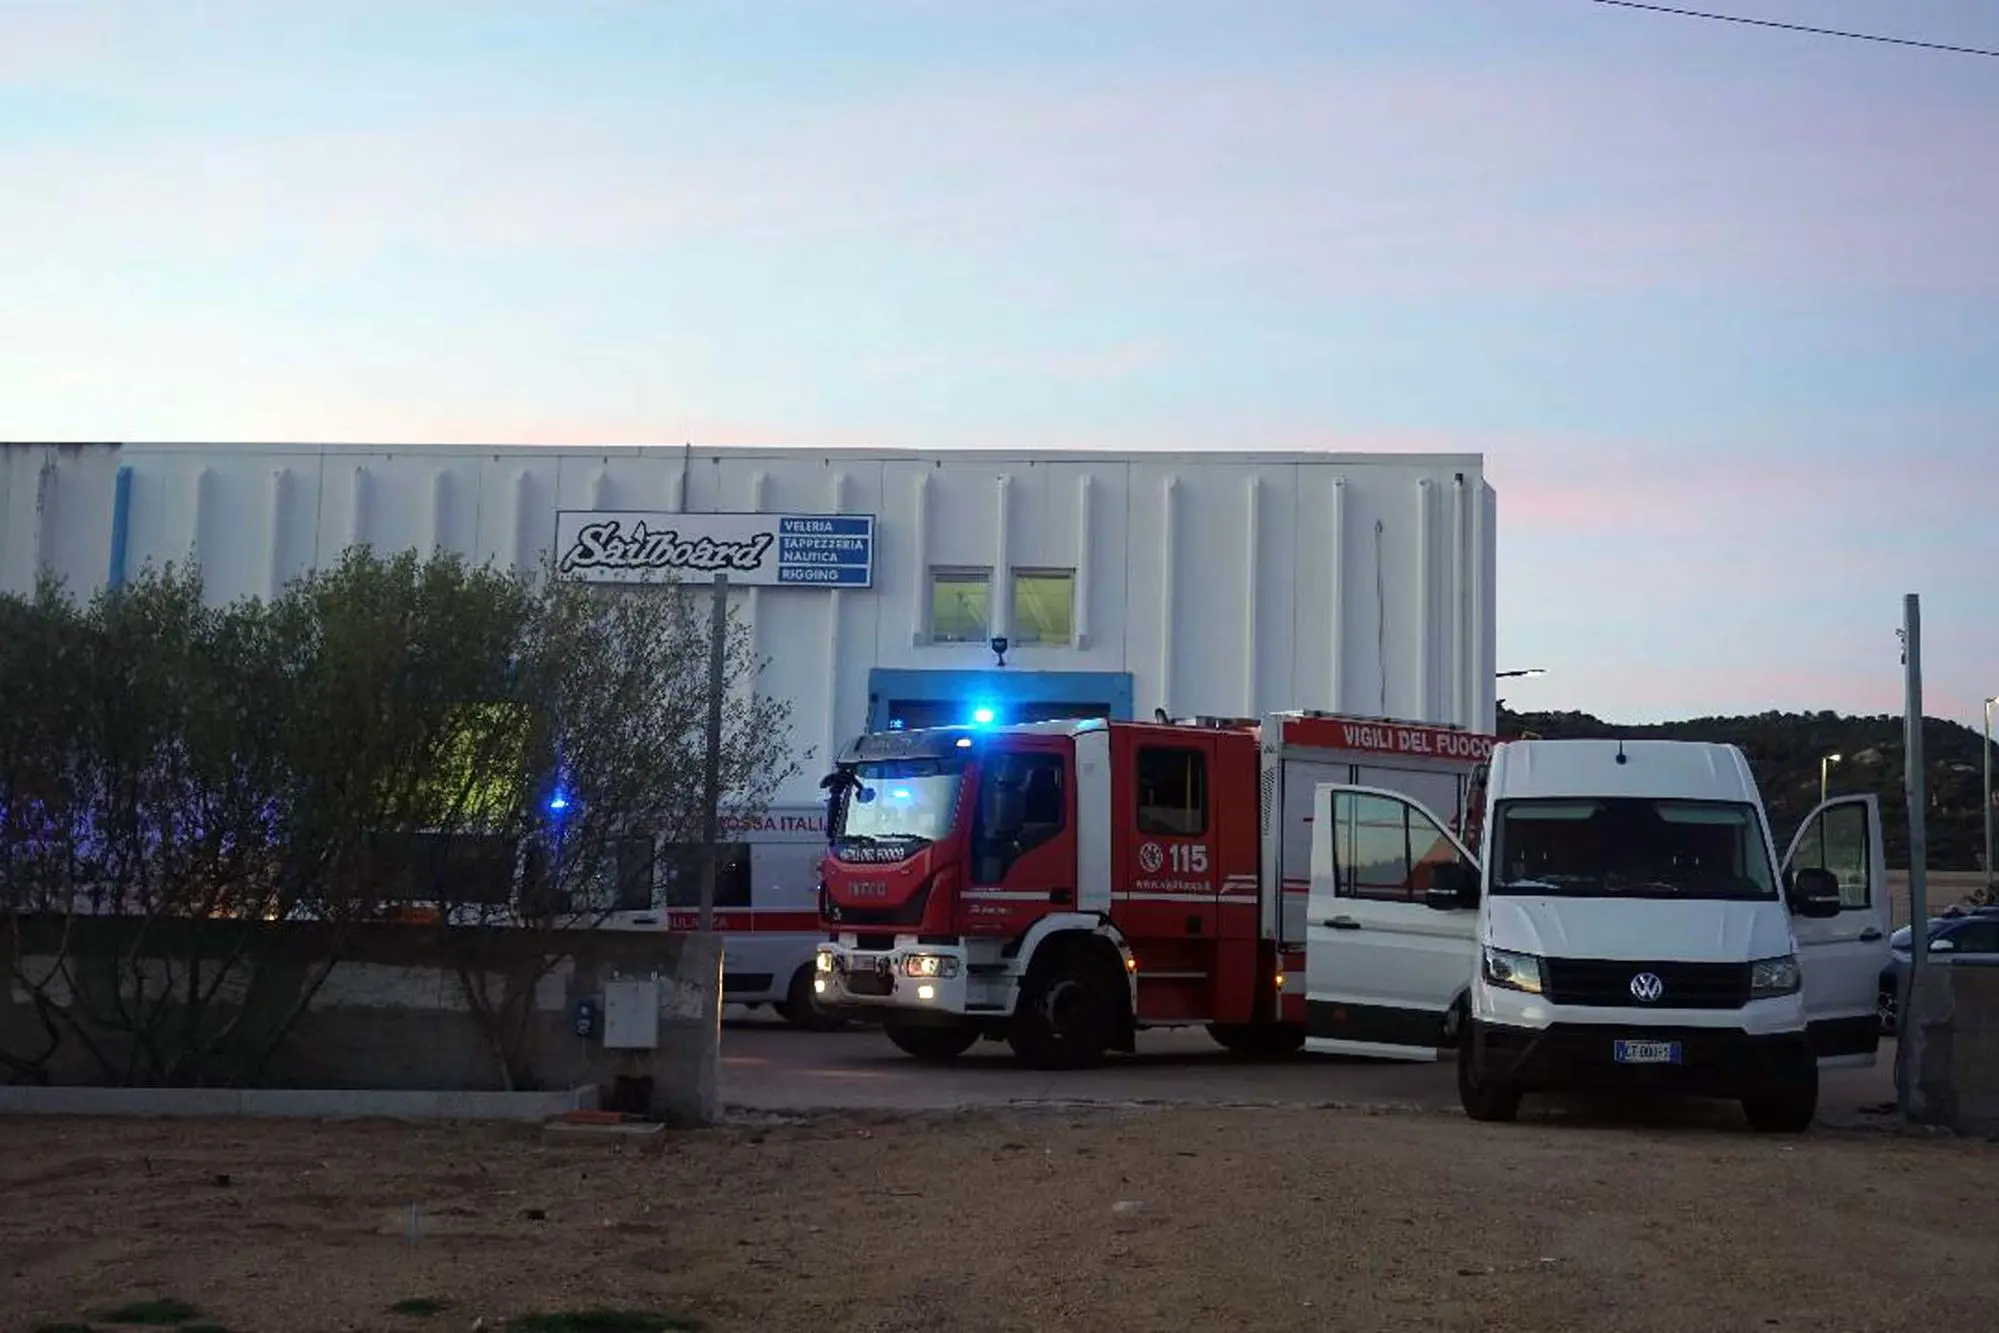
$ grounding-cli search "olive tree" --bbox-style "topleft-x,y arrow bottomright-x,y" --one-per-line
0,565 -> 295,1084
0,547 -> 796,1090
422,567 -> 799,1089
0,576 -> 96,1082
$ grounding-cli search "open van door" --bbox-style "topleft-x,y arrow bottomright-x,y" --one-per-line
1305,784 -> 1483,1061
1782,794 -> 1890,1067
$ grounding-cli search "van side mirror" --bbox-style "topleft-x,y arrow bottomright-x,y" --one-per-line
1425,861 -> 1481,911
1788,867 -> 1842,918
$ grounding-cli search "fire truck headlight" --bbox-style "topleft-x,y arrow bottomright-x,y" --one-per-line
901,953 -> 961,979
815,949 -> 834,973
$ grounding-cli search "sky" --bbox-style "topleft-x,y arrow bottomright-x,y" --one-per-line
2,0 -> 1995,731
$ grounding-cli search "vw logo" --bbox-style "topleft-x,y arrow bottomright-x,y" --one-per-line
1629,972 -> 1664,1003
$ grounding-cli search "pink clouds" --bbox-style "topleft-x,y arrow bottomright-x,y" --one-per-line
1523,658 -> 1915,724
0,6 -> 117,83
1491,434 -> 1979,536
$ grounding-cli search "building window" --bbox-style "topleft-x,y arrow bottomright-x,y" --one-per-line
929,567 -> 991,644
1010,569 -> 1075,646
661,842 -> 753,910
1136,746 -> 1207,837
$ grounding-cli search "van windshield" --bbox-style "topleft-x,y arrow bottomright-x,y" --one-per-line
830,758 -> 965,846
1491,797 -> 1777,900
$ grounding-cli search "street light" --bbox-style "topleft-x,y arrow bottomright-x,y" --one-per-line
1820,753 -> 1842,804
1984,696 -> 1996,892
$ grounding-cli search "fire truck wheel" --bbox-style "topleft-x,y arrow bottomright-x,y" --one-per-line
1206,1023 -> 1306,1058
883,1019 -> 980,1062
1008,942 -> 1124,1070
776,965 -> 849,1032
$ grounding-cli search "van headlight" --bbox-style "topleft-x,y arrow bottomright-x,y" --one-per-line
901,953 -> 961,979
1750,955 -> 1801,998
1482,947 -> 1544,995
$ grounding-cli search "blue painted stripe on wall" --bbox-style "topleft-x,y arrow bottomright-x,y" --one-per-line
106,464 -> 133,589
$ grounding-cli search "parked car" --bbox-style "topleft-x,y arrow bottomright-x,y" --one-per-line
1878,906 -> 1999,1034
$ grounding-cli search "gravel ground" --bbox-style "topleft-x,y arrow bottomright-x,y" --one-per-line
4,1104 -> 1996,1333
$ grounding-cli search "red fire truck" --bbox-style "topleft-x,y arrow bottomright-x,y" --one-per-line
812,710 -> 1496,1067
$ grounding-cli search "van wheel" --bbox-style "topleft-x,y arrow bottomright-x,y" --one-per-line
1457,1028 -> 1521,1123
1207,1022 -> 1306,1058
1742,1078 -> 1818,1134
775,965 -> 847,1032
1009,943 -> 1124,1070
884,1019 -> 980,1062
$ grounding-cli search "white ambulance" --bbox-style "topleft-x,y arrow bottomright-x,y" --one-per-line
603,804 -> 843,1028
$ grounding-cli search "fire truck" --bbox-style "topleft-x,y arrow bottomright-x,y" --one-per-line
812,710 -> 1496,1067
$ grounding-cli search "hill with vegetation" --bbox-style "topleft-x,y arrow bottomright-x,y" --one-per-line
1495,705 -> 1994,874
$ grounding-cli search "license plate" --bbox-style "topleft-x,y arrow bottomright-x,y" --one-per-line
1613,1039 -> 1682,1065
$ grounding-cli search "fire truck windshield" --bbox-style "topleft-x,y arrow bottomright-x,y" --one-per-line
832,758 -> 965,845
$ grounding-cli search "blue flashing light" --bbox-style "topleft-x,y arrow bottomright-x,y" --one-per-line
971,705 -> 996,726
548,792 -> 570,813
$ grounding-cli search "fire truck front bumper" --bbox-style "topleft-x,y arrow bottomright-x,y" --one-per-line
812,940 -> 976,1018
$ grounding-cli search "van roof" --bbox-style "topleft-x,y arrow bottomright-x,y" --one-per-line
1488,738 -> 1762,804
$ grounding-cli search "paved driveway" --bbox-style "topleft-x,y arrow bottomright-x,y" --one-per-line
718,1011 -> 1901,1125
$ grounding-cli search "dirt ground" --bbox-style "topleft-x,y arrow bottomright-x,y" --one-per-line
4,1103 -> 1997,1333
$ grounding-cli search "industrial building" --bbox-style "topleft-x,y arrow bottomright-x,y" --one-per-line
2,441 -> 1498,792
3,441 -> 1497,1009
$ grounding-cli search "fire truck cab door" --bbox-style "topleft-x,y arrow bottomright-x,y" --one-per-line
1305,784 -> 1482,1061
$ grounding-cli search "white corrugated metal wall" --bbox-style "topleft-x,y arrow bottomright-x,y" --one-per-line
1,442 -> 1497,805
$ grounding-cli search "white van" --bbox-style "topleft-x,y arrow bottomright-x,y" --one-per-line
1305,737 -> 1889,1133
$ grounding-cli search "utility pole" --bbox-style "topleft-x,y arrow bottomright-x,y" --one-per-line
698,572 -> 728,934
1904,595 -> 1928,970
1897,594 -> 1929,1122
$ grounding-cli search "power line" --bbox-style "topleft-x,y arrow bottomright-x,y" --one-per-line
1588,1 -> 1999,59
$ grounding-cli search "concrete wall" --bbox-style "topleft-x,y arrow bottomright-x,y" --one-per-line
1899,959 -> 1999,1138
0,917 -> 722,1123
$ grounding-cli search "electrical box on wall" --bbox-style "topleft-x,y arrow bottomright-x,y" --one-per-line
601,979 -> 661,1050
